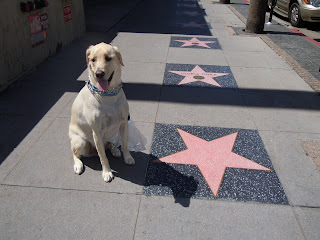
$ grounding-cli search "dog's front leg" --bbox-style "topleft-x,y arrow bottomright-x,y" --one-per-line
120,121 -> 135,165
92,130 -> 114,182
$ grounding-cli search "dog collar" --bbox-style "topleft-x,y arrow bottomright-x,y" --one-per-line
86,81 -> 123,96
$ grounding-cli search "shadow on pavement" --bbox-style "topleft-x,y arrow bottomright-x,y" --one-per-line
106,0 -> 212,36
81,151 -> 198,207
123,83 -> 320,110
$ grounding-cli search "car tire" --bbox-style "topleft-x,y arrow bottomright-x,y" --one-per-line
289,3 -> 304,27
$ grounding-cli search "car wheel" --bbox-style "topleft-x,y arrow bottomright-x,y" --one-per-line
289,3 -> 304,27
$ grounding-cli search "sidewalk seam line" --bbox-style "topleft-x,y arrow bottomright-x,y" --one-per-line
291,205 -> 309,240
132,196 -> 142,240
0,183 -> 144,196
2,182 -> 320,208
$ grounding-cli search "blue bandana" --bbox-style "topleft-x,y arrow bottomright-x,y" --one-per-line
86,81 -> 123,96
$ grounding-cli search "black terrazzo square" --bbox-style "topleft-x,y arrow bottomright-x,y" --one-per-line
170,36 -> 221,49
143,123 -> 288,205
163,63 -> 238,88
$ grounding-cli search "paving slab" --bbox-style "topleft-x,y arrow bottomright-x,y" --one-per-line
110,32 -> 128,46
210,22 -> 230,31
224,50 -> 293,69
243,93 -> 320,133
0,116 -> 54,182
121,62 -> 166,84
127,100 -> 159,123
77,68 -> 89,81
293,207 -> 320,240
2,117 -> 152,194
117,32 -> 171,48
0,185 -> 140,240
134,195 -> 304,240
119,45 -> 169,63
167,48 -> 228,65
211,3 -> 234,14
231,67 -> 314,91
219,36 -> 274,52
260,131 -> 320,207
208,14 -> 244,25
211,28 -> 239,39
156,86 -> 256,129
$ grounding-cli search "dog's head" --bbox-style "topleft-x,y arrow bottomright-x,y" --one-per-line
86,43 -> 124,92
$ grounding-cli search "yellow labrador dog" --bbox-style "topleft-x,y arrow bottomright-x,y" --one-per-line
69,43 -> 134,182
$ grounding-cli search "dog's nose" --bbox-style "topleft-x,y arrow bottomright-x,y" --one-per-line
96,70 -> 105,79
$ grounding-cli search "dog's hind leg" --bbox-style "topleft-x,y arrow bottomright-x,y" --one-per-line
70,135 -> 87,175
106,142 -> 121,158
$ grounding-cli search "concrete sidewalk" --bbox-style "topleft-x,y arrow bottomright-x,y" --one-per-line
1,0 -> 320,239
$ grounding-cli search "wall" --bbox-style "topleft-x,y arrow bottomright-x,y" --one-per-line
0,0 -> 86,91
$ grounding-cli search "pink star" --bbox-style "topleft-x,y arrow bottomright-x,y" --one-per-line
175,37 -> 216,48
168,65 -> 229,87
179,21 -> 207,28
157,129 -> 272,197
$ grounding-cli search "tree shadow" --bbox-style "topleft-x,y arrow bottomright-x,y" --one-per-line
80,150 -> 198,207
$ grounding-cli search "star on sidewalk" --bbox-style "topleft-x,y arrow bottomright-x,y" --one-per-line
168,65 -> 229,87
157,129 -> 272,197
174,37 -> 216,48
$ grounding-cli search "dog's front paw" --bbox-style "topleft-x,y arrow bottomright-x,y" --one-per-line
124,155 -> 135,165
74,162 -> 84,175
111,147 -> 121,158
102,171 -> 114,182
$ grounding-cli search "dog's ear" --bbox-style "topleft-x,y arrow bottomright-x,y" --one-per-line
86,45 -> 94,64
113,46 -> 124,66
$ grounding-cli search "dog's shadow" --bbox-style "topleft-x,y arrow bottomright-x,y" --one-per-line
81,150 -> 198,207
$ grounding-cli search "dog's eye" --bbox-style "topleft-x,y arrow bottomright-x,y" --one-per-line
105,56 -> 112,61
92,58 -> 96,62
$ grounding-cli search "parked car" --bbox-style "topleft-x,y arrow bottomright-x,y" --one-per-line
268,0 -> 320,27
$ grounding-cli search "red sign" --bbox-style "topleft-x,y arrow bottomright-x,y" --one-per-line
40,13 -> 48,30
28,14 -> 41,34
63,5 -> 72,22
28,13 -> 48,47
